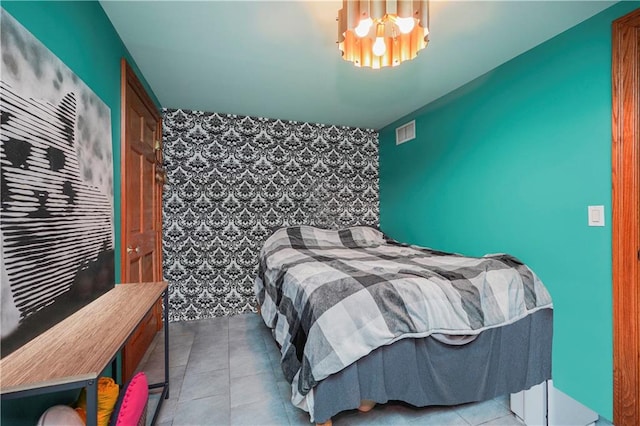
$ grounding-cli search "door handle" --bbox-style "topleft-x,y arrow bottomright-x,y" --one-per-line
127,246 -> 140,254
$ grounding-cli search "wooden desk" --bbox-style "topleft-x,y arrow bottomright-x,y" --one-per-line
0,282 -> 170,426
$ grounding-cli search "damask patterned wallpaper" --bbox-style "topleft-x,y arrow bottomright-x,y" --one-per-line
162,109 -> 379,321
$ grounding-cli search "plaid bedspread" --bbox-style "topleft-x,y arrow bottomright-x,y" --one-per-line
255,225 -> 553,410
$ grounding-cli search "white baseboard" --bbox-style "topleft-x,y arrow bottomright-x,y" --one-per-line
510,380 -> 599,426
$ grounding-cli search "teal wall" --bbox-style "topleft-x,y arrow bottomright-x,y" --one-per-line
379,2 -> 638,420
1,2 -> 160,424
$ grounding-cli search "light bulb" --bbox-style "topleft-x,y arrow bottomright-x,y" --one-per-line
354,18 -> 373,38
372,37 -> 386,56
395,16 -> 415,34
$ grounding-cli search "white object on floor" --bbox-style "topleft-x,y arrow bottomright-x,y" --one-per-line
511,382 -> 546,425
36,405 -> 84,426
510,380 -> 599,426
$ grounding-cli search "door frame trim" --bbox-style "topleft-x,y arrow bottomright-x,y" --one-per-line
119,58 -> 163,382
119,58 -> 128,281
611,8 -> 640,426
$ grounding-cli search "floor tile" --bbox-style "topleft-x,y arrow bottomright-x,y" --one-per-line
169,345 -> 192,368
229,371 -> 279,408
194,316 -> 229,330
187,344 -> 229,374
229,335 -> 268,358
229,398 -> 290,425
193,334 -> 229,350
478,414 -> 525,425
145,364 -> 186,401
229,322 -> 270,341
455,399 -> 511,425
169,321 -> 200,336
173,394 -> 230,426
196,323 -> 229,341
169,331 -> 195,348
275,379 -> 292,402
227,313 -> 263,330
190,338 -> 228,356
493,394 -> 510,409
148,392 -> 178,425
264,341 -> 284,377
180,368 -> 229,402
230,350 -> 273,379
139,338 -> 159,368
140,351 -> 166,373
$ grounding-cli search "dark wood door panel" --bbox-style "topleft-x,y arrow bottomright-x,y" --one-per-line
129,257 -> 140,283
127,154 -> 142,235
120,58 -> 164,383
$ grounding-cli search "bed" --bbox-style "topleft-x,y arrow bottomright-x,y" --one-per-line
254,225 -> 553,424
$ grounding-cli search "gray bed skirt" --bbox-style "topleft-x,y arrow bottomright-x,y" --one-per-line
311,308 -> 553,423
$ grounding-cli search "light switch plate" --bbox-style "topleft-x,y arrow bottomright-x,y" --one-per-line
588,205 -> 605,226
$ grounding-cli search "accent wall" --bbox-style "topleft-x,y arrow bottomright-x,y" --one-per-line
162,109 -> 379,320
378,2 -> 638,420
0,2 -> 160,424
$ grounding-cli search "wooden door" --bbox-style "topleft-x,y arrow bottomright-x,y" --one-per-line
120,59 -> 164,383
611,8 -> 640,426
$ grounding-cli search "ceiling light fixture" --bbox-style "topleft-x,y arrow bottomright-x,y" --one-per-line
338,0 -> 429,69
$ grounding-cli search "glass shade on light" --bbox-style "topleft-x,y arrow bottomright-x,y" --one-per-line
337,0 -> 429,69
395,16 -> 415,34
372,23 -> 386,56
354,17 -> 373,37
372,37 -> 386,56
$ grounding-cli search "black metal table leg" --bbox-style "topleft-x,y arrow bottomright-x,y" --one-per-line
86,379 -> 98,426
164,288 -> 169,399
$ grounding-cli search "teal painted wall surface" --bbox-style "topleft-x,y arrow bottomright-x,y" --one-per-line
379,2 -> 638,420
1,1 -> 160,424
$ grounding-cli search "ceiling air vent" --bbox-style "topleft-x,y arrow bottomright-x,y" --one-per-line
396,120 -> 416,145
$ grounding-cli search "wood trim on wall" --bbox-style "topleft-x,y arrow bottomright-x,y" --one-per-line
122,60 -> 162,126
119,59 -> 128,280
611,8 -> 640,426
119,58 -> 164,382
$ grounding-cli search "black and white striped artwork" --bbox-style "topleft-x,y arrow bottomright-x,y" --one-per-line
0,9 -> 114,357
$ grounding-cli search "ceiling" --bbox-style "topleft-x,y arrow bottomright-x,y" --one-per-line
100,1 -> 616,130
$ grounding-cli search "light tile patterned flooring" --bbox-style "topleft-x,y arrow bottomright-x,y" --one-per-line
139,314 -> 608,426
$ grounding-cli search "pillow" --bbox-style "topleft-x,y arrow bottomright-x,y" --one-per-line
75,376 -> 120,426
108,372 -> 149,426
37,405 -> 84,426
264,225 -> 386,253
